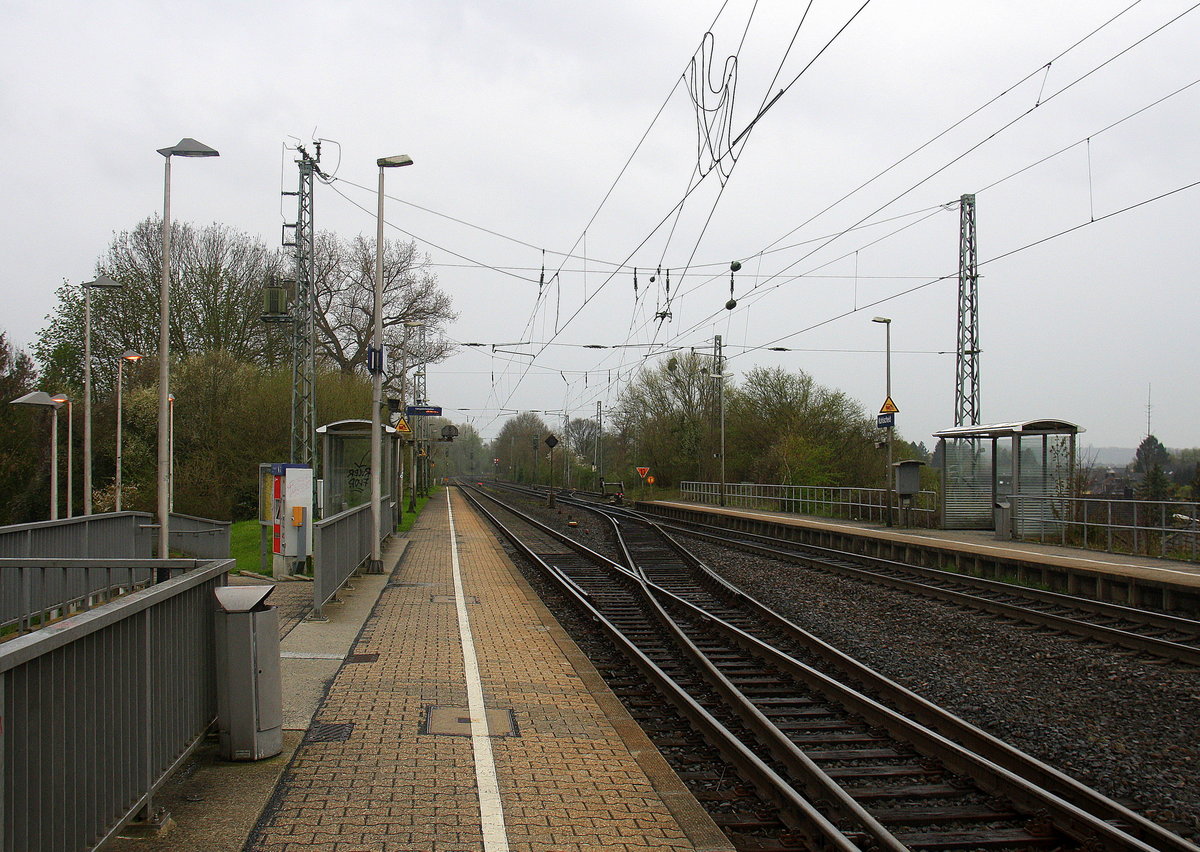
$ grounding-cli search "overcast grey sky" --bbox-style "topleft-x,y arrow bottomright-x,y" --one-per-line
2,0 -> 1197,452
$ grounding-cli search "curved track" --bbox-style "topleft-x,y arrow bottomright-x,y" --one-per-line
461,483 -> 1196,852
525,483 -> 1200,666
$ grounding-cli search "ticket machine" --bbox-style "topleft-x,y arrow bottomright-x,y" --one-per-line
270,463 -> 313,576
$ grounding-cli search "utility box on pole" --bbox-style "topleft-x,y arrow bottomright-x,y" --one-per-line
213,586 -> 283,761
893,459 -> 925,497
892,459 -> 926,527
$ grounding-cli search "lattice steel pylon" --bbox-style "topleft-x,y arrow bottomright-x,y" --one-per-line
955,193 -> 980,426
282,143 -> 321,469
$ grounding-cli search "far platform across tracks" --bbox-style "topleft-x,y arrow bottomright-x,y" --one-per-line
642,498 -> 1200,615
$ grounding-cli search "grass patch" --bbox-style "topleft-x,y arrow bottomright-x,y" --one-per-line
230,519 -> 266,575
226,487 -> 441,575
396,487 -> 440,534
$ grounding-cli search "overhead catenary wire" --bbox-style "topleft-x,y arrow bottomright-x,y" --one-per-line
310,3 -> 1197,441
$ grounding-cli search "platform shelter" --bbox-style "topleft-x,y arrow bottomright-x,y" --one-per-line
934,419 -> 1081,534
317,419 -> 397,518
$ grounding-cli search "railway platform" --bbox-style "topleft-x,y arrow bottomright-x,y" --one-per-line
641,498 -> 1200,614
114,488 -> 731,852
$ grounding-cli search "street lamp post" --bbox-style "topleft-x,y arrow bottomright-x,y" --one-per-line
873,316 -> 893,526
168,393 -> 175,512
371,154 -> 413,574
11,392 -> 63,519
115,351 -> 143,512
157,138 -> 219,557
51,394 -> 73,517
82,275 -> 123,514
404,321 -> 423,513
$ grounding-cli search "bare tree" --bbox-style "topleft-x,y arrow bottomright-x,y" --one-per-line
35,217 -> 288,393
311,232 -> 456,376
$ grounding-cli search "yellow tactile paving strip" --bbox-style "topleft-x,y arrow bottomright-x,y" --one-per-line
247,489 -> 722,852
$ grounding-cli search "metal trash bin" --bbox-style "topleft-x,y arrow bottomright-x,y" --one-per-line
994,501 -> 1013,541
214,586 -> 283,760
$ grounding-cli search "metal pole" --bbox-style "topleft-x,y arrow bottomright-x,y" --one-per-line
417,323 -> 428,496
158,154 -> 171,557
61,400 -> 73,518
155,137 -> 217,556
596,401 -> 603,492
885,321 -> 894,527
717,334 -> 726,507
720,376 -> 726,507
83,287 -> 92,515
50,405 -> 59,520
370,163 -> 386,574
169,395 -> 175,513
116,358 -> 124,512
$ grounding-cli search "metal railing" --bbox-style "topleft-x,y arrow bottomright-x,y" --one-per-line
311,500 -> 394,618
0,558 -> 198,635
1,558 -> 231,852
168,513 -> 231,559
0,511 -> 231,561
1011,494 -> 1200,562
680,481 -> 939,527
0,512 -> 154,559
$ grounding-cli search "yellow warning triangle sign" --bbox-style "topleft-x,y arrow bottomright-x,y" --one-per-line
879,397 -> 899,414
395,417 -> 413,434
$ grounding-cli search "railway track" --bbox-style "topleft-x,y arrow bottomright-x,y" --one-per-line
460,483 -> 1196,852
505,482 -> 1200,667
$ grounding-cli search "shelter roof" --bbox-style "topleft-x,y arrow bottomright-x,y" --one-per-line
933,419 -> 1083,439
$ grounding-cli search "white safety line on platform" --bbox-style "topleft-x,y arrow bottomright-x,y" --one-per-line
655,501 -> 1200,580
447,495 -> 510,852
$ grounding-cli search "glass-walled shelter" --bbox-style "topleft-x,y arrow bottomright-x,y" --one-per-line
317,419 -> 397,518
934,420 -> 1081,534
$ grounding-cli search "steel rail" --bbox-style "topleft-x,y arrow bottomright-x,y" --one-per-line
481,482 -> 1198,852
585,498 -> 1200,666
457,486 -> 864,852
633,526 -> 1187,852
603,503 -> 1200,852
602,510 -> 910,852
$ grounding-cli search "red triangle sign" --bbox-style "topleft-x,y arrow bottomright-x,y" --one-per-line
636,467 -> 650,478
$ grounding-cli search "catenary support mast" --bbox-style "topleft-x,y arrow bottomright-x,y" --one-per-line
283,143 -> 321,470
955,193 -> 980,426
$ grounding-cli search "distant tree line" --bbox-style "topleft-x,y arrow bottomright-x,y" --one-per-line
483,357 -> 931,496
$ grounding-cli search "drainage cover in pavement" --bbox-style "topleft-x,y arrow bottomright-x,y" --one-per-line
346,653 -> 379,664
420,706 -> 518,737
306,722 -> 355,743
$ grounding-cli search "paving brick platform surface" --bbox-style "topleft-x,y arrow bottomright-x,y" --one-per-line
246,489 -> 721,852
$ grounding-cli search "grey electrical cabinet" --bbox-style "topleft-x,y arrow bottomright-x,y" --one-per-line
214,586 -> 283,761
893,459 -> 925,497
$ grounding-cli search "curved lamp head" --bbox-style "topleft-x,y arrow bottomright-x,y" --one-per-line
83,274 -> 122,289
158,138 -> 220,158
50,393 -> 71,405
378,154 -> 413,168
120,350 -> 143,362
872,316 -> 891,325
